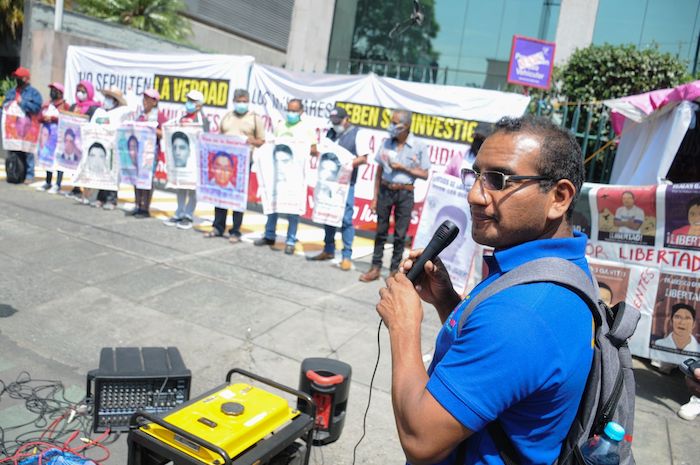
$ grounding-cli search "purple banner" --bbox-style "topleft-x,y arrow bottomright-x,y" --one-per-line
507,35 -> 556,89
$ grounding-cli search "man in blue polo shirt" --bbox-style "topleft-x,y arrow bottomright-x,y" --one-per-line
376,115 -> 593,465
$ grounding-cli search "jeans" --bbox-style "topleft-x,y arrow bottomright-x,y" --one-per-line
25,153 -> 35,180
323,185 -> 356,259
371,186 -> 414,271
175,189 -> 197,220
265,213 -> 299,245
213,207 -> 244,237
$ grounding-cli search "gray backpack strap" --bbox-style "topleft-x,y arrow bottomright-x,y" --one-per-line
457,257 -> 598,334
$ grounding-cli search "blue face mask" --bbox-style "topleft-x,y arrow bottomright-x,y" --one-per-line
234,102 -> 249,115
185,101 -> 197,114
286,111 -> 301,125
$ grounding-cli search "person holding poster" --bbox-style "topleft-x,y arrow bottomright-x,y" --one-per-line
130,89 -> 167,218
375,116 -> 594,465
254,98 -> 317,255
359,109 -> 431,282
2,67 -> 42,183
163,90 -> 210,230
65,80 -> 102,200
207,89 -> 265,242
308,106 -> 368,270
36,83 -> 69,193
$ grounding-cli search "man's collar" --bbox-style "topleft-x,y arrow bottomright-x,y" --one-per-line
489,231 -> 588,274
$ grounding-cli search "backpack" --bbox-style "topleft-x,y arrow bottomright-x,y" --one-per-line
5,151 -> 27,184
455,257 -> 640,465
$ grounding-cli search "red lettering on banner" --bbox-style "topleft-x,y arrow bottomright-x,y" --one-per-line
369,135 -> 375,153
360,164 -> 376,181
633,268 -> 656,309
585,243 -> 606,258
616,247 -> 700,272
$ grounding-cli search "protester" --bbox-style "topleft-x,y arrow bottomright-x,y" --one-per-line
67,80 -> 101,202
92,86 -> 129,210
254,98 -> 317,255
129,88 -> 167,218
679,366 -> 700,421
375,115 -> 590,465
308,106 -> 368,270
206,89 -> 265,242
163,90 -> 209,230
2,67 -> 43,184
37,82 -> 69,193
444,132 -> 485,178
359,109 -> 430,282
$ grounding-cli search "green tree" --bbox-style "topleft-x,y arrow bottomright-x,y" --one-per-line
351,0 -> 439,67
75,0 -> 191,42
0,0 -> 23,40
560,43 -> 690,102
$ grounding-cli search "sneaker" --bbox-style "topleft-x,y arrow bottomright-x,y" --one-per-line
359,266 -> 381,282
254,237 -> 275,247
36,183 -> 50,191
47,185 -> 60,195
340,259 -> 352,271
79,197 -> 91,205
134,210 -> 151,218
228,235 -> 242,244
284,244 -> 295,255
163,217 -> 181,227
90,200 -> 103,208
125,208 -> 140,217
102,203 -> 116,211
678,396 -> 700,421
308,251 -> 334,261
176,218 -> 193,230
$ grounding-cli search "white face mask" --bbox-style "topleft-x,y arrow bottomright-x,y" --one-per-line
333,124 -> 345,134
76,91 -> 87,102
104,97 -> 116,110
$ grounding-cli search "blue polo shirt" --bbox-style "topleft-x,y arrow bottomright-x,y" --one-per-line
426,232 -> 593,465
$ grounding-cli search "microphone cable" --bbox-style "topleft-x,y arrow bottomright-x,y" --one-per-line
350,319 -> 383,465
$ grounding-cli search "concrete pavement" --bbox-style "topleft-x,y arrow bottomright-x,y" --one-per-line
0,172 -> 698,465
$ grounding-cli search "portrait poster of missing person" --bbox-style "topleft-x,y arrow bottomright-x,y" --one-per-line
414,172 -> 477,294
664,183 -> 700,251
196,133 -> 250,212
589,262 -> 631,308
72,123 -> 119,191
256,138 -> 308,216
163,124 -> 202,190
55,112 -> 89,175
117,122 -> 158,190
311,140 -> 355,227
1,100 -> 40,153
648,273 -> 700,364
36,120 -> 59,170
596,185 -> 656,246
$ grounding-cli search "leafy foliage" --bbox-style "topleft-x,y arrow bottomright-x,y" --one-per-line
560,43 -> 690,102
0,76 -> 16,101
75,0 -> 191,42
351,0 -> 439,66
0,0 -> 23,39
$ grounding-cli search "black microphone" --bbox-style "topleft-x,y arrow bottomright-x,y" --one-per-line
406,220 -> 460,283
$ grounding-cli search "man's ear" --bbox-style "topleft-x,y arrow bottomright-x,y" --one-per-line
547,179 -> 576,221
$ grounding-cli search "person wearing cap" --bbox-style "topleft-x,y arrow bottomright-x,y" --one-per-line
308,106 -> 368,270
37,82 -> 70,193
129,88 -> 167,218
91,86 -> 130,210
206,88 -> 265,242
163,89 -> 210,230
253,98 -> 317,255
359,109 -> 430,282
2,67 -> 43,183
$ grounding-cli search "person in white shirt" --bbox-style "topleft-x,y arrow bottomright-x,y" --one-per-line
614,191 -> 644,233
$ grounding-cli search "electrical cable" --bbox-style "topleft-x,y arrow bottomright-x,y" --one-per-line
350,319 -> 383,465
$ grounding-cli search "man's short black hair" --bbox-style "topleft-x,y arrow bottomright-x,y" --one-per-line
172,131 -> 189,145
597,281 -> 613,296
671,303 -> 696,320
288,98 -> 304,111
492,115 -> 584,219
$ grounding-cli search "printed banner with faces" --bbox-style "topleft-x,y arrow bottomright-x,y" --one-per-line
36,121 -> 59,169
55,112 -> 89,175
311,140 -> 355,227
1,101 -> 41,153
116,122 -> 158,190
163,124 -> 202,190
196,133 -> 250,211
256,138 -> 309,215
72,123 -> 119,190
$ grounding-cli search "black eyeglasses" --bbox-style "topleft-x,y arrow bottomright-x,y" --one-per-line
460,168 -> 551,191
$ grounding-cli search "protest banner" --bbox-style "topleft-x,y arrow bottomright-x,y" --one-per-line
163,124 -> 201,189
1,101 -> 40,153
311,140 -> 355,227
116,122 -> 158,190
64,46 -> 253,182
248,64 -> 531,233
36,121 -> 59,169
664,184 -> 700,251
72,123 -> 119,190
196,133 -> 250,211
55,112 -> 89,175
506,35 -> 556,90
256,139 -> 308,215
413,173 -> 477,293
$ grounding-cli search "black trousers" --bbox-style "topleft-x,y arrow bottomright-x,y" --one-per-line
213,207 -> 244,237
45,171 -> 63,186
371,186 -> 414,271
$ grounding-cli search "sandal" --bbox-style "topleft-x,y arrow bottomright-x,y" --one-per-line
204,230 -> 222,238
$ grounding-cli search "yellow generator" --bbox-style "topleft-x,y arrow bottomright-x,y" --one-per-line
127,368 -> 315,465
